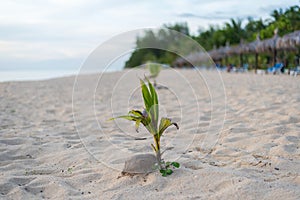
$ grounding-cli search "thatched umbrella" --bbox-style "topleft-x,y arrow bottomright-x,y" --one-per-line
223,40 -> 249,67
192,52 -> 210,64
256,37 -> 278,53
241,35 -> 261,70
225,42 -> 242,55
208,42 -> 232,66
241,35 -> 260,54
237,40 -> 249,67
174,30 -> 300,69
208,47 -> 223,61
173,57 -> 186,67
173,52 -> 209,67
276,30 -> 300,50
256,29 -> 279,66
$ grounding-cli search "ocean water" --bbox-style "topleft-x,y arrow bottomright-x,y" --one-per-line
0,69 -> 79,82
0,53 -> 130,82
0,60 -> 127,83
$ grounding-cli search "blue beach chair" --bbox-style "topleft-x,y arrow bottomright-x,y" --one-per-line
267,62 -> 283,74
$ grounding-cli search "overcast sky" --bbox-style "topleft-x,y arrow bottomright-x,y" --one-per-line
0,0 -> 299,71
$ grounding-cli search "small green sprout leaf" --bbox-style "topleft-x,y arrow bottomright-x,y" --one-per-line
166,169 -> 173,175
147,79 -> 159,122
110,115 -> 138,121
135,119 -> 141,132
171,162 -> 180,168
160,168 -> 173,177
140,79 -> 153,112
165,161 -> 171,168
158,118 -> 179,137
160,169 -> 167,177
128,110 -> 144,117
148,62 -> 161,79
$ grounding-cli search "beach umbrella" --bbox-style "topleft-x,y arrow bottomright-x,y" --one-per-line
256,29 -> 279,65
243,35 -> 261,70
174,30 -> 300,69
223,40 -> 248,67
183,52 -> 202,66
173,52 -> 206,67
242,42 -> 257,54
241,35 -> 261,54
173,57 -> 185,67
208,42 -> 233,62
225,44 -> 243,55
276,30 -> 300,50
256,35 -> 278,53
208,48 -> 222,61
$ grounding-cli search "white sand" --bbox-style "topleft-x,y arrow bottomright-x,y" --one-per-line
0,69 -> 299,199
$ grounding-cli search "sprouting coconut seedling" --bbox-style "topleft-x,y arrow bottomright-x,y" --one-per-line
111,78 -> 179,176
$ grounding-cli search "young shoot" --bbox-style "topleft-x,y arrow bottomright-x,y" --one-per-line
111,78 -> 179,176
146,62 -> 161,87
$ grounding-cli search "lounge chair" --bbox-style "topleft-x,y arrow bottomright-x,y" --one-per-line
290,66 -> 300,76
242,63 -> 249,72
267,62 -> 284,74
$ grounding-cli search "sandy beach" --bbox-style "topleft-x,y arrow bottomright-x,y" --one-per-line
0,69 -> 299,199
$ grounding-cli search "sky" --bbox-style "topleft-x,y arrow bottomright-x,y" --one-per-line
0,0 -> 299,76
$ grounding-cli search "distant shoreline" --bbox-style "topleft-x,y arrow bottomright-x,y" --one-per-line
0,68 -> 124,83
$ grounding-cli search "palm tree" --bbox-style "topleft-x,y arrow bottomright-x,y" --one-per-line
224,18 -> 247,45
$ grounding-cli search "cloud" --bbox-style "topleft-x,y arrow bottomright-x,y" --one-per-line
0,0 -> 299,72
259,3 -> 295,14
177,12 -> 232,20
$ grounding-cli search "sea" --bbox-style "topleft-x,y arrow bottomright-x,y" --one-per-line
0,69 -> 80,82
0,66 -> 123,82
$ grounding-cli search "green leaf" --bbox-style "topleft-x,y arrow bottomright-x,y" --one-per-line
148,63 -> 161,78
135,119 -> 141,132
171,162 -> 180,168
140,79 -> 152,112
147,79 -> 158,106
139,79 -> 160,135
109,115 -> 139,122
151,144 -> 156,152
160,169 -> 167,177
166,169 -> 173,175
158,118 -> 179,137
148,79 -> 159,129
160,168 -> 173,177
165,161 -> 171,168
129,110 -> 144,117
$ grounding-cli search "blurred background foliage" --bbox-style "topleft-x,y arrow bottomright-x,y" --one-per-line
125,5 -> 300,69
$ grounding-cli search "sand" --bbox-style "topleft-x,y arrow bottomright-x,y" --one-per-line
0,69 -> 299,199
